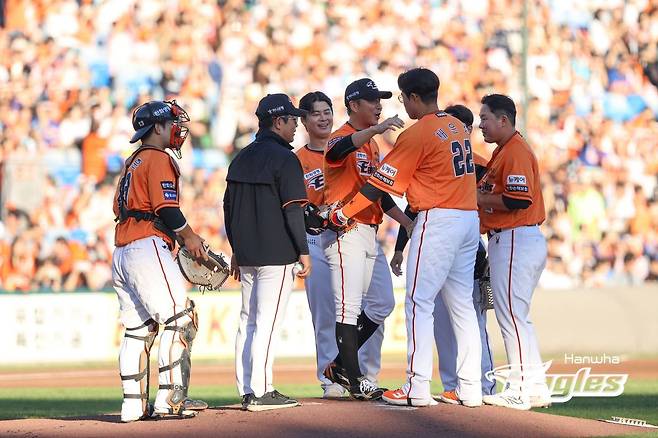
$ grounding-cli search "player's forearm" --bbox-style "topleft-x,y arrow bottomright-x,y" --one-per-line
385,205 -> 413,229
350,126 -> 378,149
477,193 -> 509,211
283,203 -> 310,255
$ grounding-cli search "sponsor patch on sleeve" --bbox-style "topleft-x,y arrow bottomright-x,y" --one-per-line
506,185 -> 529,193
163,190 -> 178,201
379,163 -> 398,178
160,181 -> 175,190
372,171 -> 394,187
327,136 -> 345,147
506,175 -> 527,185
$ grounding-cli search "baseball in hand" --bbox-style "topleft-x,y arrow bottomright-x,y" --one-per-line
292,262 -> 304,276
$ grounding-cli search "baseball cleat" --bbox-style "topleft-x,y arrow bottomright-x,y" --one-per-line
241,393 -> 255,411
382,388 -> 433,407
323,362 -> 351,390
121,401 -> 153,423
152,406 -> 197,419
437,390 -> 482,408
245,390 -> 300,412
182,398 -> 208,410
349,377 -> 384,401
483,391 -> 531,411
529,394 -> 552,409
322,383 -> 347,399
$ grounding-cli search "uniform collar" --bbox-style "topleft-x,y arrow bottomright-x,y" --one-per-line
255,129 -> 293,150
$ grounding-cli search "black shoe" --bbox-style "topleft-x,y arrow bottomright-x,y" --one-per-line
246,390 -> 300,412
182,398 -> 208,411
241,393 -> 255,411
350,377 -> 384,401
323,362 -> 351,391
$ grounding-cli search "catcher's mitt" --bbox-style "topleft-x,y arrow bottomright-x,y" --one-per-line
177,246 -> 230,292
478,266 -> 494,311
304,202 -> 328,235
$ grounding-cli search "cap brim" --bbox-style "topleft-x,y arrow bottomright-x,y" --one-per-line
288,108 -> 308,117
378,91 -> 393,99
129,125 -> 152,143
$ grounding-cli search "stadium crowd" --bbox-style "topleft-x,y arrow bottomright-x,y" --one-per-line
1,0 -> 657,292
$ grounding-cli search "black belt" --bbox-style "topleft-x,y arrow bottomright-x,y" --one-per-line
488,223 -> 540,238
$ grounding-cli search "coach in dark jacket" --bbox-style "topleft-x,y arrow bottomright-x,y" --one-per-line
224,93 -> 311,412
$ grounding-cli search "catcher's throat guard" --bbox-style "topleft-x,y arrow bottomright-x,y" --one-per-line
177,247 -> 230,292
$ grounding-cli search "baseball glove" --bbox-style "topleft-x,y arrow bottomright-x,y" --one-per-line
478,266 -> 494,311
177,246 -> 230,292
326,201 -> 356,233
304,202 -> 328,235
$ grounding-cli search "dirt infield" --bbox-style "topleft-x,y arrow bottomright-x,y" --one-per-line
0,398 -> 653,438
2,359 -> 657,389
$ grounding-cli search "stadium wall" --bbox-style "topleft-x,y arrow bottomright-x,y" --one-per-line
2,287 -> 657,365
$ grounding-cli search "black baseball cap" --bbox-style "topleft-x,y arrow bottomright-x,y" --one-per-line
344,78 -> 392,107
130,101 -> 176,143
255,93 -> 307,120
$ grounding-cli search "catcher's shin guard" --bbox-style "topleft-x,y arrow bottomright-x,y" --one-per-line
119,319 -> 158,420
156,300 -> 199,415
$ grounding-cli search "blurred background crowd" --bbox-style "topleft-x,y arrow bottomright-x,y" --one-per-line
1,0 -> 657,292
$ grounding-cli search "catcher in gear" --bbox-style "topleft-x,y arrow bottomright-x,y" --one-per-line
112,99 -> 209,422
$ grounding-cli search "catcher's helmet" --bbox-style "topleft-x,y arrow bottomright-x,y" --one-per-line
129,100 -> 190,158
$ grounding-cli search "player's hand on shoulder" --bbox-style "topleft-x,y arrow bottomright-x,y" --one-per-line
390,251 -> 404,277
372,115 -> 405,135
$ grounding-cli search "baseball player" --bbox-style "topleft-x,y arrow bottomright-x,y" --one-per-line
330,68 -> 483,407
225,93 -> 311,412
296,91 -> 386,398
112,100 -> 208,422
477,94 -> 550,410
390,105 -> 496,403
321,78 -> 412,400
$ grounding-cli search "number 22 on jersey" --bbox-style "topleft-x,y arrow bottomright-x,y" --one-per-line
451,139 -> 474,177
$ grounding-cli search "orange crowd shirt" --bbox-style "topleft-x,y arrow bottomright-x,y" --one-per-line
478,131 -> 546,232
324,123 -> 383,225
113,148 -> 181,247
368,112 -> 477,212
295,145 -> 326,206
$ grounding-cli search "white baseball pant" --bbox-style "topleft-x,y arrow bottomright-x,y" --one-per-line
488,225 -> 547,395
434,278 -> 495,395
112,236 -> 195,414
306,231 -> 390,387
404,208 -> 482,402
235,264 -> 295,398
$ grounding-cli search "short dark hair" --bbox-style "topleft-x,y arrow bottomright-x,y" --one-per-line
258,117 -> 274,129
481,94 -> 516,126
299,91 -> 333,115
444,104 -> 474,127
397,68 -> 439,104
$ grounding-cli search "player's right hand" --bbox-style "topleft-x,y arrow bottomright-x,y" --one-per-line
230,254 -> 240,281
390,250 -> 404,277
183,232 -> 208,261
372,115 -> 405,135
296,254 -> 312,278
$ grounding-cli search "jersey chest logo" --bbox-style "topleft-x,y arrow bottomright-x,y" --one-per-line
304,168 -> 324,191
356,160 -> 375,176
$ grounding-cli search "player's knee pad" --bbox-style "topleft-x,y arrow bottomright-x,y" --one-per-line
120,319 -> 158,416
159,299 -> 198,413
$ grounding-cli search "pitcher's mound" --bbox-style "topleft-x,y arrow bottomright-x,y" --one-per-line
0,398 -> 651,438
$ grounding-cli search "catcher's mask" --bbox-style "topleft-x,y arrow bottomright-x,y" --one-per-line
130,100 -> 190,159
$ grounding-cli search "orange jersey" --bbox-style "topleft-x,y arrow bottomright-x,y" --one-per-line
113,148 -> 181,247
478,131 -> 545,232
324,123 -> 383,225
473,152 -> 488,167
368,112 -> 477,212
295,145 -> 325,206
